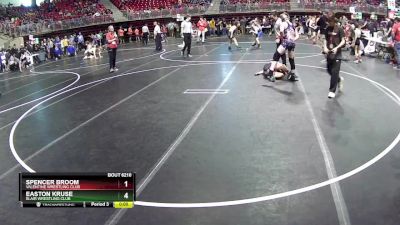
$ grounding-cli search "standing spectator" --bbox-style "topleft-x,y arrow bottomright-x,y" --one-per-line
48,38 -> 54,60
0,50 -> 5,73
217,18 -> 222,36
353,22 -> 363,64
69,35 -> 76,51
134,27 -> 140,42
392,18 -> 400,70
154,21 -> 162,51
167,21 -> 175,37
222,18 -> 228,36
127,26 -> 133,42
77,32 -> 84,52
97,31 -> 103,48
161,24 -> 168,43
62,36 -> 68,55
106,25 -> 118,73
197,16 -> 208,43
142,23 -> 149,46
240,17 -> 247,35
118,26 -> 125,44
209,18 -> 216,35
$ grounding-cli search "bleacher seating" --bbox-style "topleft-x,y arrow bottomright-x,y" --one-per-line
0,0 -> 112,23
110,0 -> 210,11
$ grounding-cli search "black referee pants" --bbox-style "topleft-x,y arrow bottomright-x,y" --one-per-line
327,58 -> 341,92
155,33 -> 162,51
182,33 -> 192,55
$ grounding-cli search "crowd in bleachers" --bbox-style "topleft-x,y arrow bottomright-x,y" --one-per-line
0,0 -> 113,37
111,0 -> 211,11
300,0 -> 388,7
0,0 -> 112,23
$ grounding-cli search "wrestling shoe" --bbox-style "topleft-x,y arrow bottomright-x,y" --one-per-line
263,69 -> 275,82
328,92 -> 336,99
254,70 -> 263,76
287,71 -> 299,81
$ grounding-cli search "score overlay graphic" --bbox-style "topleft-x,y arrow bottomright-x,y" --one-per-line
19,172 -> 136,208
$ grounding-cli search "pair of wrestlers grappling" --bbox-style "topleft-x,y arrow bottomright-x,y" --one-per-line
255,12 -> 299,82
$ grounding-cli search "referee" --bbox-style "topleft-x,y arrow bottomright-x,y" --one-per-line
181,15 -> 193,57
323,14 -> 345,99
153,21 -> 162,51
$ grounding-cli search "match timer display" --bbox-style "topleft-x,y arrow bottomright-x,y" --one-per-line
19,172 -> 135,208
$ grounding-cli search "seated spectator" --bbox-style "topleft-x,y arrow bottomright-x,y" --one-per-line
8,54 -> 19,71
66,44 -> 76,56
83,43 -> 96,59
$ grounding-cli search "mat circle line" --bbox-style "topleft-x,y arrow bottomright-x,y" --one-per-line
7,62 -> 400,208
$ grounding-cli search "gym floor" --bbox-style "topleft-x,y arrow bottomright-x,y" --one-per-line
0,36 -> 400,225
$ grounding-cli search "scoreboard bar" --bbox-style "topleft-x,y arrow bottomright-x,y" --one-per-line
19,172 -> 135,208
21,201 -> 133,208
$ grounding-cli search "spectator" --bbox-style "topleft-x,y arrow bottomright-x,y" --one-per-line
106,25 -> 118,73
210,18 -> 216,35
118,26 -> 125,44
392,18 -> 400,70
128,26 -> 133,42
134,27 -> 140,41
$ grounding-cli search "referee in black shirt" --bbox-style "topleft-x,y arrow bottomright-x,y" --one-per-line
323,14 -> 345,99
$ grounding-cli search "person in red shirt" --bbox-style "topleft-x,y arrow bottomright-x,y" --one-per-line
134,27 -> 140,42
118,26 -> 125,44
197,16 -> 208,43
106,25 -> 118,73
127,26 -> 133,43
392,18 -> 400,70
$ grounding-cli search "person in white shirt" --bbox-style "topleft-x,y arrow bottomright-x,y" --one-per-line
19,50 -> 32,72
273,12 -> 286,65
84,43 -> 96,59
353,22 -> 363,64
0,51 -> 6,73
258,13 -> 300,82
181,15 -> 193,57
142,24 -> 149,46
153,21 -> 162,51
250,19 -> 262,48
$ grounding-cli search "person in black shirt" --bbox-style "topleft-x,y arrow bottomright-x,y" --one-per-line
323,15 -> 345,99
317,12 -> 328,36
